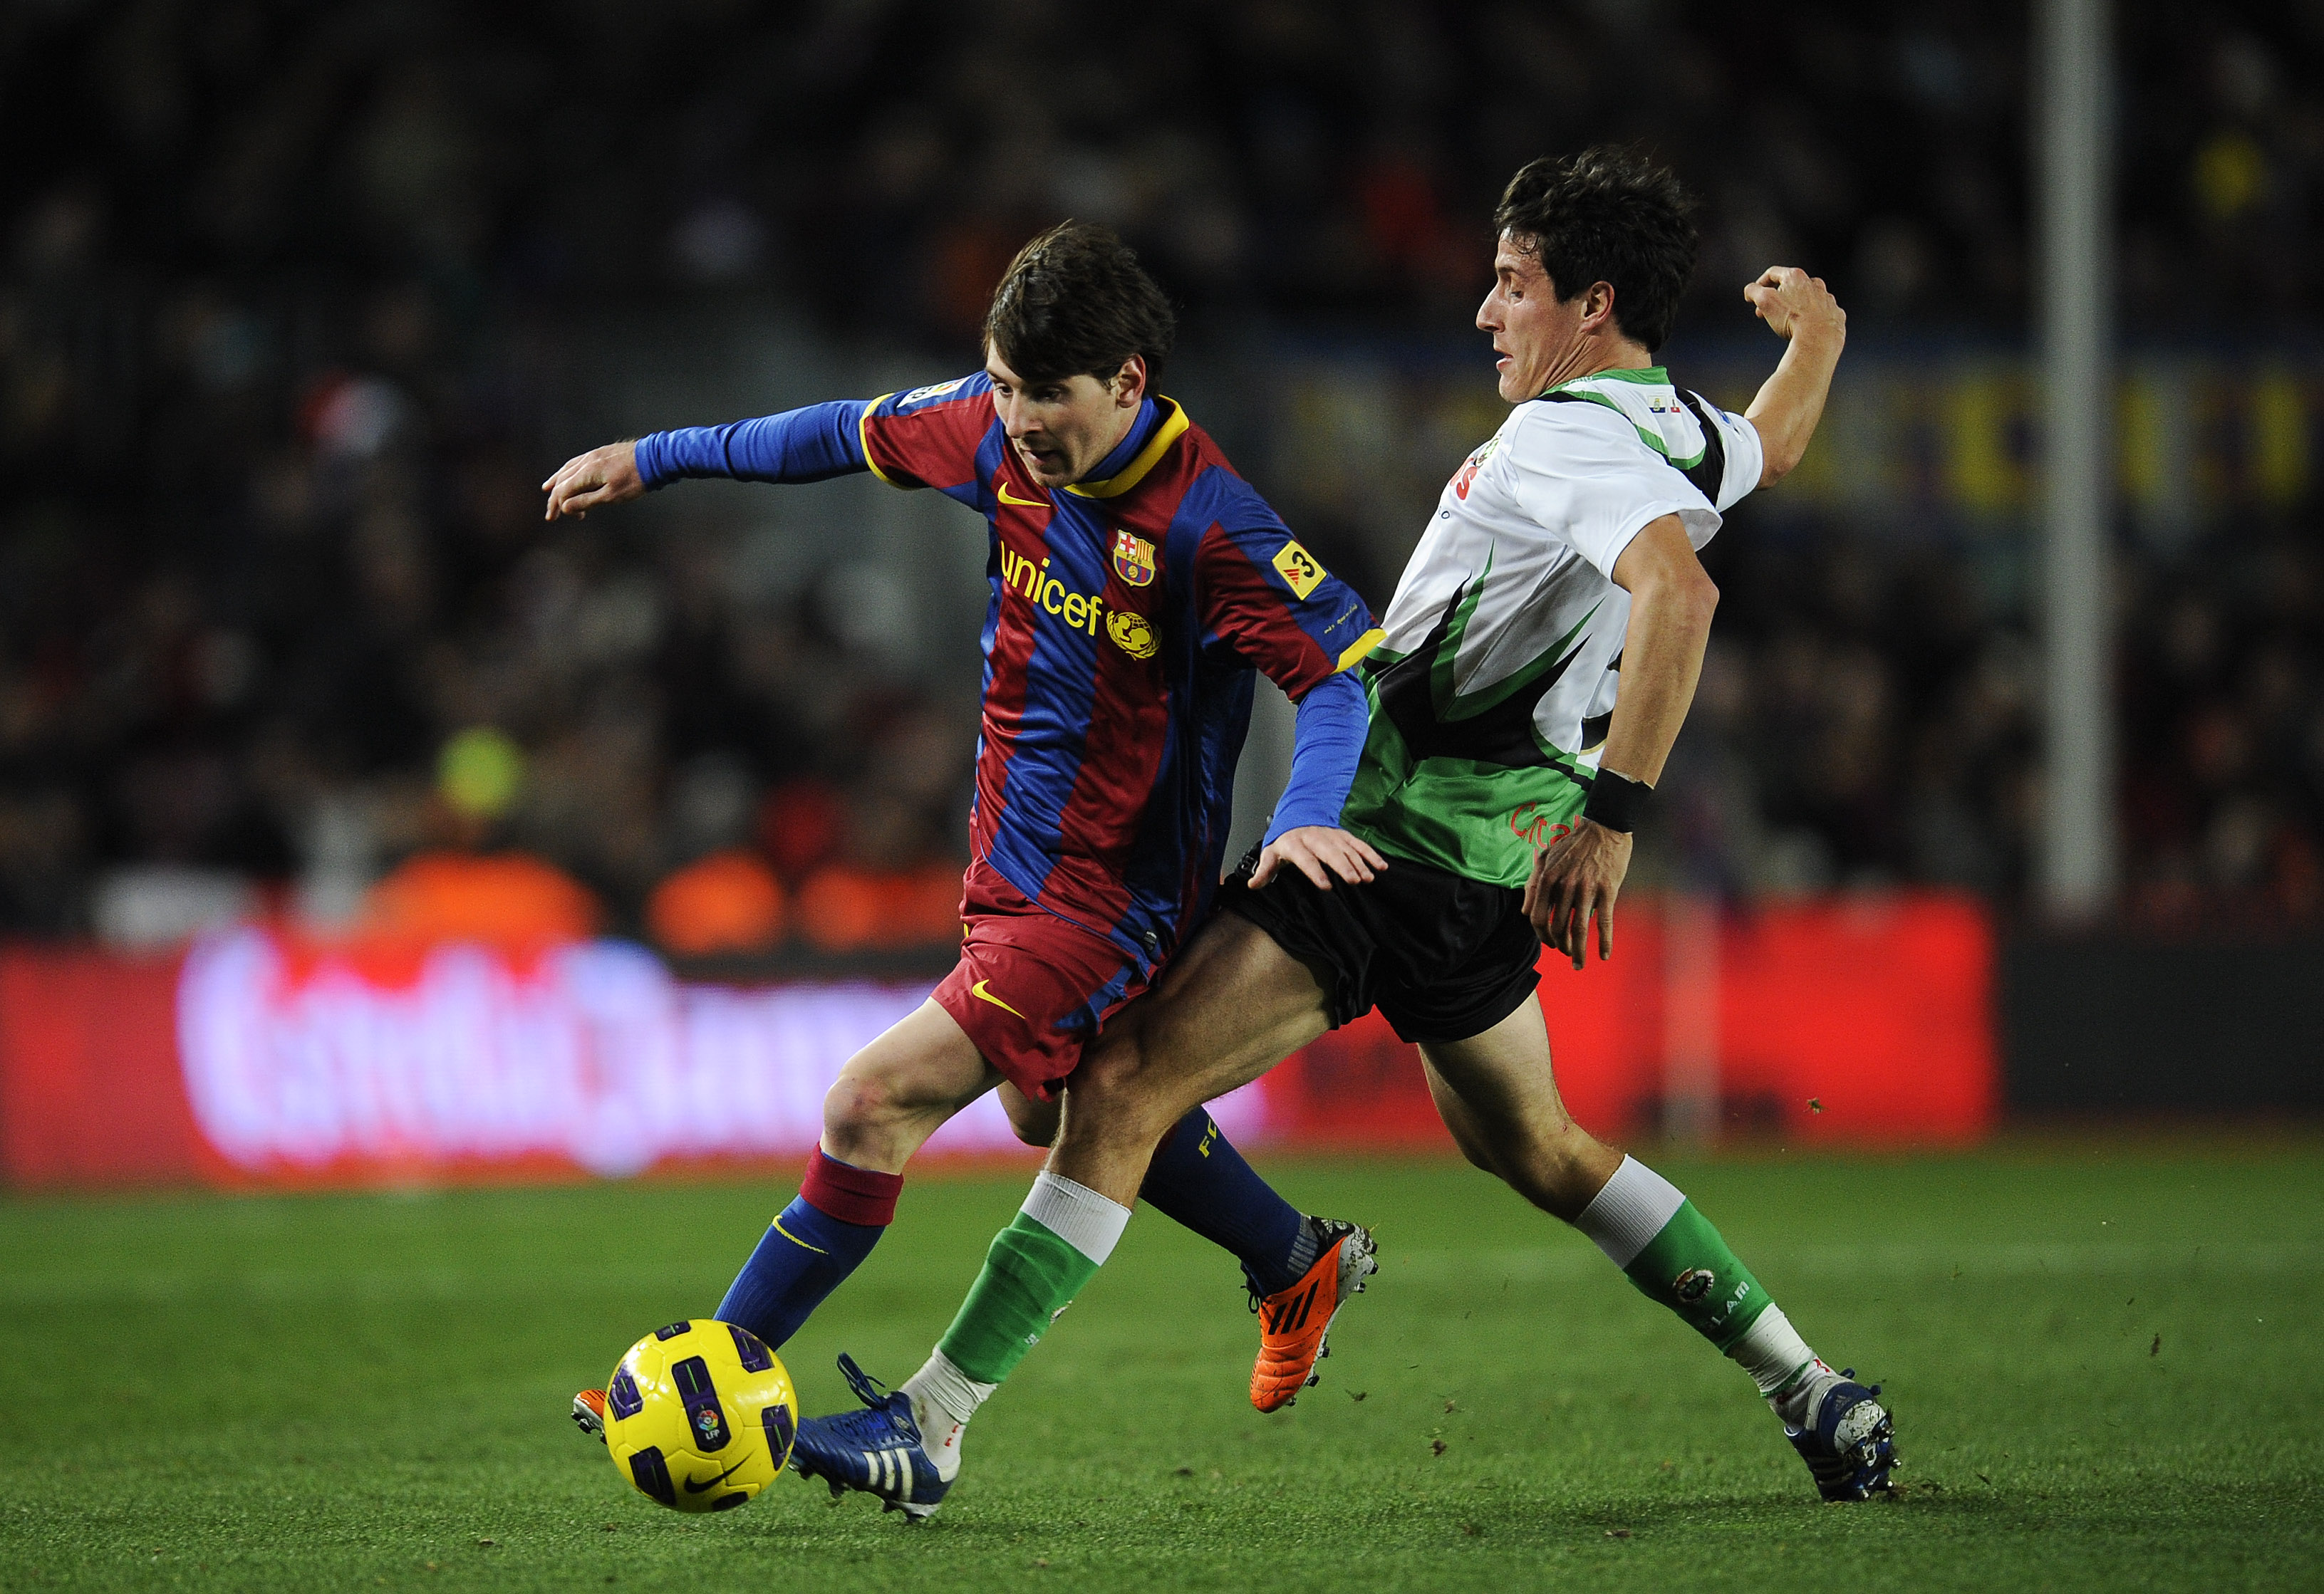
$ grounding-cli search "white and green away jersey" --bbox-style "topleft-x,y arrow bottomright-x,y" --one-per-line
1340,366 -> 1763,886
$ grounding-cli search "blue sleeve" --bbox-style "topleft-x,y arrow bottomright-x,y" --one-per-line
633,400 -> 872,488
1262,667 -> 1369,844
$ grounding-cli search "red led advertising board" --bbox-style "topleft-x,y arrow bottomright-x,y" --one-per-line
1,896 -> 1993,1190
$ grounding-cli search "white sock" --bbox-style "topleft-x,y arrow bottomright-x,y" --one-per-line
1572,1155 -> 1686,1269
901,1350 -> 993,1484
1728,1306 -> 1836,1426
1020,1170 -> 1134,1264
1770,1358 -> 1842,1429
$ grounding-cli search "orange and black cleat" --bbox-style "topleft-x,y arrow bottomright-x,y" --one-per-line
1249,1218 -> 1378,1412
571,1387 -> 608,1444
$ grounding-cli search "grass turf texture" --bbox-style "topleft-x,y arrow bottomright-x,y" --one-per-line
3,1145 -> 2318,1592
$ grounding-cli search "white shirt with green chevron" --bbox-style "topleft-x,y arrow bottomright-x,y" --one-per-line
1340,366 -> 1763,886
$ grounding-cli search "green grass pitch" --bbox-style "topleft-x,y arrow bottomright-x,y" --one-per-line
3,1142 -> 2318,1592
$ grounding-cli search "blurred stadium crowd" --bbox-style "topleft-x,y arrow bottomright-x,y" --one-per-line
3,0 -> 2322,956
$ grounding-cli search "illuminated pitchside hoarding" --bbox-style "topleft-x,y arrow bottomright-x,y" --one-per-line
0,896 -> 1995,1190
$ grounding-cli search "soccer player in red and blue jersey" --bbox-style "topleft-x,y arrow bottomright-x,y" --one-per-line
789,153 -> 1887,1522
546,224 -> 1387,1461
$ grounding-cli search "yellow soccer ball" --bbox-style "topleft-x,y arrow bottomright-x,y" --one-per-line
603,1320 -> 798,1513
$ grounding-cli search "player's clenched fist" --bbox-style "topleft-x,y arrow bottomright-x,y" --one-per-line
542,440 -> 645,521
1743,267 -> 1845,347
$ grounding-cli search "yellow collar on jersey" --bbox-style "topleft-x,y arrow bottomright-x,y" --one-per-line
1064,397 -> 1190,499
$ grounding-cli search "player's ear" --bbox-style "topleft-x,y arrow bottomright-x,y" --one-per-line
1582,281 -> 1618,335
1112,355 -> 1148,407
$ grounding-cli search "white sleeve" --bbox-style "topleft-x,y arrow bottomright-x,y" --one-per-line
1501,406 -> 1710,580
1696,397 -> 1765,512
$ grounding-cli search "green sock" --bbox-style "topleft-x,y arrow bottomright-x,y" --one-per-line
1576,1157 -> 1829,1410
1575,1156 -> 1773,1352
935,1212 -> 1102,1385
1621,1199 -> 1772,1350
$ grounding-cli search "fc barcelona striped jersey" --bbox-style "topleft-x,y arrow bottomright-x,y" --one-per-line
636,374 -> 1381,971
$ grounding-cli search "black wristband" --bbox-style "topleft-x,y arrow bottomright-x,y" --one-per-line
1582,768 -> 1650,833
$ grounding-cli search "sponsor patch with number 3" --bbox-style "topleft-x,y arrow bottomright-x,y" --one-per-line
1272,541 -> 1325,598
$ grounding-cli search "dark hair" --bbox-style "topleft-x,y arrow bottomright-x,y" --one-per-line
983,221 -> 1176,387
1493,147 -> 1698,353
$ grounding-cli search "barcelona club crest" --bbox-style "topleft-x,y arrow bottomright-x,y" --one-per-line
1112,530 -> 1156,587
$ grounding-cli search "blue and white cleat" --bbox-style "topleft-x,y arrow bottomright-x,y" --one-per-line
1785,1368 -> 1897,1501
789,1354 -> 951,1521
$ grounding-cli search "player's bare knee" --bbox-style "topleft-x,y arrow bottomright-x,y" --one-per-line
1062,1047 -> 1178,1152
1069,1029 -> 1151,1108
1064,1064 -> 1161,1139
821,1068 -> 901,1140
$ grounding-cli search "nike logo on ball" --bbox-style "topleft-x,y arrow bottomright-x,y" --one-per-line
683,1458 -> 748,1493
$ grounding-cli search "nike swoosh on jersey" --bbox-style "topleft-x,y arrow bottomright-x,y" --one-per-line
970,979 -> 1028,1020
682,1458 -> 749,1493
996,483 -> 1048,506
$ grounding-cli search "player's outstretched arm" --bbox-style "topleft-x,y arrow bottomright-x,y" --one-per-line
1741,267 -> 1847,488
1524,514 -> 1717,969
543,397 -> 893,522
541,440 -> 645,521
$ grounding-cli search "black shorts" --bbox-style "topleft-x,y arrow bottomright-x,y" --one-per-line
1217,844 -> 1542,1045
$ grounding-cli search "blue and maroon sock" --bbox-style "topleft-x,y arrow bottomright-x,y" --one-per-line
1137,1108 -> 1317,1297
713,1148 -> 903,1350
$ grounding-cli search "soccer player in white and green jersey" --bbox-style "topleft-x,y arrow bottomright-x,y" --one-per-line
791,147 -> 1894,1515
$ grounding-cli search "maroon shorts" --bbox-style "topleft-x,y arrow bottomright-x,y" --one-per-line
930,864 -> 1152,1100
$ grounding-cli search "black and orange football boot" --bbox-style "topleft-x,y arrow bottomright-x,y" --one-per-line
1249,1218 -> 1377,1412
